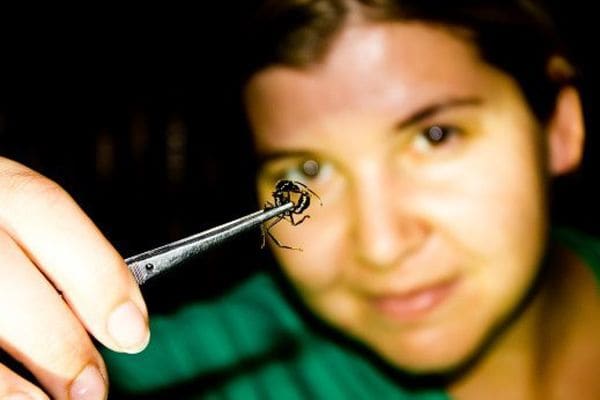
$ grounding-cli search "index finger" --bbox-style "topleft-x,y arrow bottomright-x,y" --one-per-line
0,157 -> 150,353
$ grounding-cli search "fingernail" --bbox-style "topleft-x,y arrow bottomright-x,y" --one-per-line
107,300 -> 149,352
70,365 -> 106,400
3,393 -> 33,400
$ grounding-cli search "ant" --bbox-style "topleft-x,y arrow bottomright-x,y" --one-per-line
262,180 -> 322,251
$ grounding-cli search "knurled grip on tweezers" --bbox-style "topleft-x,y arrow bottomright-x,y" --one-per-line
125,202 -> 294,285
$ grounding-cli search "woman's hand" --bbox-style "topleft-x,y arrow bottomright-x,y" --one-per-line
0,157 -> 149,400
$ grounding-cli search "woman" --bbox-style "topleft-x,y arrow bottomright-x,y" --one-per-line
0,1 -> 598,399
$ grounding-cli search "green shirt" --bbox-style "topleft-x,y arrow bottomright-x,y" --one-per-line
103,228 -> 600,399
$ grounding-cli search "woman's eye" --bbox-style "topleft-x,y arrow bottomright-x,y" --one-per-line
283,159 -> 318,181
413,125 -> 461,153
280,159 -> 331,183
301,159 -> 320,177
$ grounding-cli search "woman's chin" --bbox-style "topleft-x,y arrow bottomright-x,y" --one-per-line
369,328 -> 486,376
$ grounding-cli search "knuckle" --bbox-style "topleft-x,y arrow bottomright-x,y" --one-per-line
44,333 -> 97,375
0,375 -> 10,394
0,366 -> 38,397
1,169 -> 70,213
18,174 -> 65,202
43,349 -> 104,394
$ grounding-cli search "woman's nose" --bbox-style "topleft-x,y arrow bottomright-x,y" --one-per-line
351,164 -> 427,270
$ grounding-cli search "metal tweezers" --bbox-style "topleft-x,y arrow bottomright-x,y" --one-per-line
126,202 -> 294,285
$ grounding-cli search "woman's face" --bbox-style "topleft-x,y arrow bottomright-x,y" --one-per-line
245,22 -> 553,372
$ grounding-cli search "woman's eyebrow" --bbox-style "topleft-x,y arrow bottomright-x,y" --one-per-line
395,97 -> 483,130
257,150 -> 315,164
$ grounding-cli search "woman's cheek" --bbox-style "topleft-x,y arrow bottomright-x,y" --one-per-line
271,203 -> 349,292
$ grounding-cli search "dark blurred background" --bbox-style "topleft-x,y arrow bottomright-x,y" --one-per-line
0,2 -> 598,314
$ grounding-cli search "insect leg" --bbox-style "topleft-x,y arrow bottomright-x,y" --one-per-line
261,215 -> 282,248
262,215 -> 303,251
289,213 -> 310,226
266,229 -> 302,251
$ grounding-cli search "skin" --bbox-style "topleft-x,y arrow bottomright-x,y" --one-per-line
0,17 -> 593,400
0,164 -> 149,398
247,21 -> 598,397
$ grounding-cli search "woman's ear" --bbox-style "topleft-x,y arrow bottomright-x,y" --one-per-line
547,85 -> 585,176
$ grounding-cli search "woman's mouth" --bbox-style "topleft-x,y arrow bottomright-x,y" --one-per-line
373,278 -> 458,322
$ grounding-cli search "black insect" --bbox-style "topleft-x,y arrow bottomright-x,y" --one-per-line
262,180 -> 322,251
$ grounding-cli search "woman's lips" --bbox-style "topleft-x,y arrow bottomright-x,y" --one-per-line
373,278 -> 458,321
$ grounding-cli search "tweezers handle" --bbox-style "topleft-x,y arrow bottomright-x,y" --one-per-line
126,202 -> 293,285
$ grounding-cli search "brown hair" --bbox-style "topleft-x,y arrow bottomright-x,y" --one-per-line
241,0 -> 575,122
